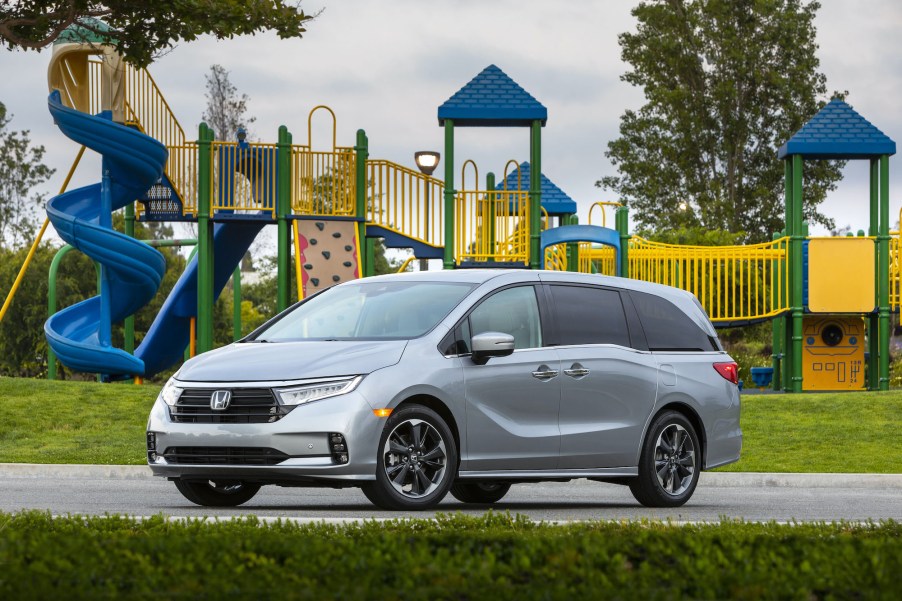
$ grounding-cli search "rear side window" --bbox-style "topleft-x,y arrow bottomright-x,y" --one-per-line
548,285 -> 630,347
629,291 -> 718,352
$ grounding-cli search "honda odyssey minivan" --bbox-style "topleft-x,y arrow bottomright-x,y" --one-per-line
147,270 -> 741,510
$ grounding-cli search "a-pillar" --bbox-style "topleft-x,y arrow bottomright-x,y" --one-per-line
443,120 -> 455,269
529,120 -> 542,270
196,123 -> 215,353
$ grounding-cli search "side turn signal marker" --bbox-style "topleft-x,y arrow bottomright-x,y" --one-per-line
373,408 -> 392,418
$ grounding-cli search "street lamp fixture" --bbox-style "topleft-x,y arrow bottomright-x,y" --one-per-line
414,151 -> 441,176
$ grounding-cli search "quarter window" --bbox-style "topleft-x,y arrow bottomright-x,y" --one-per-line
629,291 -> 718,351
469,286 -> 543,350
548,285 -> 631,347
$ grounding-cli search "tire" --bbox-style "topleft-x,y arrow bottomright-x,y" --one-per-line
629,410 -> 701,508
362,404 -> 458,510
173,479 -> 261,507
450,481 -> 511,504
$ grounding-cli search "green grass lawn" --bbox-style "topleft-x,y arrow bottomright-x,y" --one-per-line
0,377 -> 899,471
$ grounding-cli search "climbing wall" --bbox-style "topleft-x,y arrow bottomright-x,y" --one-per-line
296,220 -> 362,297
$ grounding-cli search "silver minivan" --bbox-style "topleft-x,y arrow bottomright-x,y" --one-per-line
147,270 -> 741,510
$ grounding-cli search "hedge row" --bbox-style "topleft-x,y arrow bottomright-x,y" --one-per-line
0,512 -> 899,599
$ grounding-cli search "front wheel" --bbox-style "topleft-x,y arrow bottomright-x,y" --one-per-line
450,481 -> 512,504
362,404 -> 458,510
629,411 -> 701,507
173,479 -> 261,507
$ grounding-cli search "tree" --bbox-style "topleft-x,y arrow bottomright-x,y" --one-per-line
0,1 -> 313,67
202,64 -> 256,141
0,102 -> 55,249
599,0 -> 844,243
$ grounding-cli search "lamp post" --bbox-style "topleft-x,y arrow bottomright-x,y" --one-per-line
414,151 -> 440,271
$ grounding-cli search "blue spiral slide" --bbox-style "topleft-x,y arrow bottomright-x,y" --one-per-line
46,91 -> 268,378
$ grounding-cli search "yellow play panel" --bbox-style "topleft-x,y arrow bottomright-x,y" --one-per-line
807,238 -> 874,313
802,316 -> 865,391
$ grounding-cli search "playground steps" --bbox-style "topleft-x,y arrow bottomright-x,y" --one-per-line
296,220 -> 362,296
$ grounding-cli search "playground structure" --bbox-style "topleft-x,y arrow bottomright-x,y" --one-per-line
0,30 -> 896,391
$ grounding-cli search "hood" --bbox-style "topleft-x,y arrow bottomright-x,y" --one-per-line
176,340 -> 408,382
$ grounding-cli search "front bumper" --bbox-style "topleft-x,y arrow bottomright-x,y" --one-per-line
146,389 -> 384,483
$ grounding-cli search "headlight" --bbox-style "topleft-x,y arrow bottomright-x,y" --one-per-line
158,378 -> 183,406
274,376 -> 362,407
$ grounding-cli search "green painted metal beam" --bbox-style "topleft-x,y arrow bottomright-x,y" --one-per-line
355,129 -> 369,277
196,123 -> 215,354
529,120 -> 542,270
443,120 -> 455,270
878,154 -> 890,391
790,155 -> 804,393
276,126 -> 292,313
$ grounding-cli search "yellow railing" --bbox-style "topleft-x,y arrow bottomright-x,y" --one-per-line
210,142 -> 279,215
579,244 -> 618,275
891,232 -> 900,311
628,236 -> 789,323
455,190 -> 530,264
290,145 -> 356,216
89,60 -> 195,213
365,160 -> 443,247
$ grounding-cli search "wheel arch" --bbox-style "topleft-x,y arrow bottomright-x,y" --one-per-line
395,394 -> 462,466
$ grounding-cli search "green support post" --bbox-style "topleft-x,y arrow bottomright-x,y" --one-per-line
443,120 -> 455,270
365,238 -> 376,277
528,120 -> 542,270
868,158 -> 880,390
124,201 -> 135,355
782,161 -> 792,391
196,123 -> 215,354
878,155 -> 890,390
232,266 -> 242,341
486,172 -> 496,258
789,155 -> 804,393
276,126 -> 292,313
771,231 -> 784,391
615,206 -> 630,277
355,129 -> 369,277
566,214 -> 579,272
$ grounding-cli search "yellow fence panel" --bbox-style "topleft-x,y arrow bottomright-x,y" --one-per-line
579,245 -> 618,276
891,233 -> 900,311
290,146 -> 356,216
628,237 -> 789,324
455,190 -> 529,264
365,160 -> 443,247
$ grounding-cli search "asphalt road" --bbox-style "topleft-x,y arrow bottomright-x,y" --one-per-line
2,467 -> 900,522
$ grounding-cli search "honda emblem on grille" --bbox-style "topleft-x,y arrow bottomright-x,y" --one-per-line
210,390 -> 232,411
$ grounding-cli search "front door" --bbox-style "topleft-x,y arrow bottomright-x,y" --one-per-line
461,285 -> 561,471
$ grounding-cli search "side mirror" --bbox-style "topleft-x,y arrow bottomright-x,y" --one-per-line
471,332 -> 515,365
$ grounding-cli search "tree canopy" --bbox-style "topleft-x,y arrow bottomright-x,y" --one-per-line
203,64 -> 256,142
0,1 -> 313,67
599,0 -> 843,242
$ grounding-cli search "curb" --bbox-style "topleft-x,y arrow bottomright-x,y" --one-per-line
1,464 -> 901,488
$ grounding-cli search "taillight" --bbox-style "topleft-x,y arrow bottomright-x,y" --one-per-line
713,362 -> 739,385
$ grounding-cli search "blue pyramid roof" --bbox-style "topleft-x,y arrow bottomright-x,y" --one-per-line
778,99 -> 895,159
438,65 -> 547,127
495,162 -> 577,215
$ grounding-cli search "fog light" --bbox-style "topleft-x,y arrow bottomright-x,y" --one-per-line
146,432 -> 157,463
329,433 -> 349,464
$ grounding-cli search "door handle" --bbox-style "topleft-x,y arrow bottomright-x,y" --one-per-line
531,365 -> 559,380
564,363 -> 590,378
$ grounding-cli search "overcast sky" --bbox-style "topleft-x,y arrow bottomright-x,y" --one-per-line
1,0 -> 900,250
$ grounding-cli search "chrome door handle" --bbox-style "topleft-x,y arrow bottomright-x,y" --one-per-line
531,365 -> 559,380
563,368 -> 590,378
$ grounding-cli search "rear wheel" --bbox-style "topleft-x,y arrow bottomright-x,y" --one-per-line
450,481 -> 511,504
629,411 -> 700,507
173,479 -> 261,507
362,404 -> 457,510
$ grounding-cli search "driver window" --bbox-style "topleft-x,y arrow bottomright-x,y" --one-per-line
469,286 -> 542,350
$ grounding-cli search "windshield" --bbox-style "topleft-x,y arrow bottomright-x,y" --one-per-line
253,281 -> 475,341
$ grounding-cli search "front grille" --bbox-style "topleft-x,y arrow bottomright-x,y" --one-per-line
171,388 -> 293,424
163,446 -> 290,466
